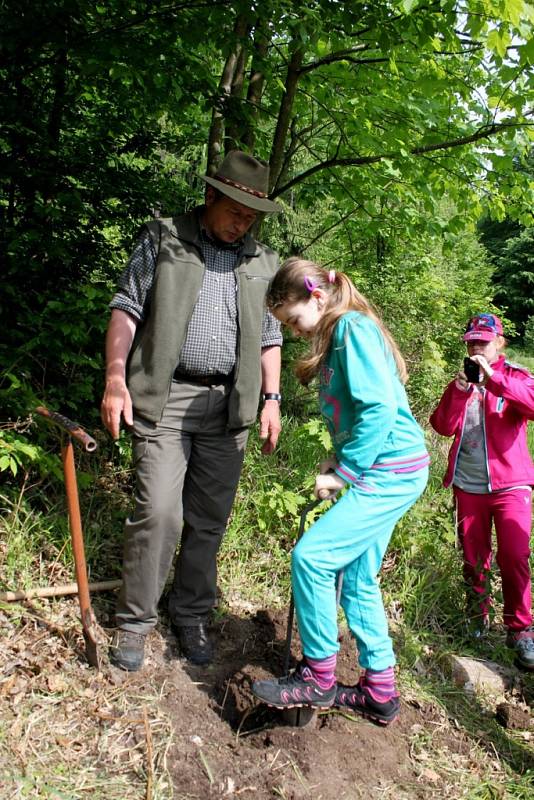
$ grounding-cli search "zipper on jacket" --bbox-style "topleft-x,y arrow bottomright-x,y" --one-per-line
451,399 -> 469,484
481,388 -> 492,492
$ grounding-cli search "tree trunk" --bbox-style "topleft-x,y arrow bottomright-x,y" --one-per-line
206,15 -> 249,175
242,17 -> 269,152
225,32 -> 250,153
268,41 -> 304,194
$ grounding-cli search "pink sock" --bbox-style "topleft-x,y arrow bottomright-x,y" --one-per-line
305,654 -> 337,689
362,666 -> 397,702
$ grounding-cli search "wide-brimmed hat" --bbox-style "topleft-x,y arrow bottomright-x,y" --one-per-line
201,150 -> 281,213
463,313 -> 503,341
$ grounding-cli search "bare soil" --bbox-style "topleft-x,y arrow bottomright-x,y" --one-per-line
132,608 -> 477,799
2,597 -> 533,799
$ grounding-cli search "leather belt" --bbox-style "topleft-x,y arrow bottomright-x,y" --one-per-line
173,368 -> 234,386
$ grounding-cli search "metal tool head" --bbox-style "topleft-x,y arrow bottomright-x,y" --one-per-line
81,608 -> 100,669
83,629 -> 100,669
282,706 -> 318,728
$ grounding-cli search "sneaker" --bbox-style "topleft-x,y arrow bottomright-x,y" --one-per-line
506,627 -> 534,671
174,623 -> 213,666
335,680 -> 400,725
109,629 -> 146,671
252,662 -> 337,709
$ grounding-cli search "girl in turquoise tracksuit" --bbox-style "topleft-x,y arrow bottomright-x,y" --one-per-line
252,258 -> 429,725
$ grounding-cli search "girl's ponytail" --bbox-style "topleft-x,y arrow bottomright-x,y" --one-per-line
267,258 -> 407,385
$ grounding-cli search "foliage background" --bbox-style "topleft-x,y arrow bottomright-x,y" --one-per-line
1,0 -> 533,602
1,2 -> 534,795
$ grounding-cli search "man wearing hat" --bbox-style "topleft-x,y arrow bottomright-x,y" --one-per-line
101,151 -> 283,670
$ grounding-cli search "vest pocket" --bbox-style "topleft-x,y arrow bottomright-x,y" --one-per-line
242,274 -> 270,302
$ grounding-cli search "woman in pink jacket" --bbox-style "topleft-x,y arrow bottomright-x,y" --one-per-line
430,313 -> 534,670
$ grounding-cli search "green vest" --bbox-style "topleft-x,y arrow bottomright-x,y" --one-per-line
127,209 -> 280,429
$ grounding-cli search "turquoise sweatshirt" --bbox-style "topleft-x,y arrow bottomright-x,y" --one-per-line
318,312 -> 429,483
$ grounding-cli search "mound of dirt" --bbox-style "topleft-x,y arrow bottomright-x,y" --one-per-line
125,607 -> 453,799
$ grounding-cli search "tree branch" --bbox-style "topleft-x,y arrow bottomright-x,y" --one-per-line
299,44 -> 371,74
272,118 -> 533,198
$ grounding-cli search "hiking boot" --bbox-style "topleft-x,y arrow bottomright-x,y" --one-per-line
335,680 -> 400,725
174,623 -> 213,666
506,628 -> 534,671
252,662 -> 337,709
109,629 -> 146,671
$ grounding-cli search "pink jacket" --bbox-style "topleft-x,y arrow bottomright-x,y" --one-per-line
430,355 -> 534,490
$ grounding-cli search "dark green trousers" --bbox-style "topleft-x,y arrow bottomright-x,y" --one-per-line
115,379 -> 249,633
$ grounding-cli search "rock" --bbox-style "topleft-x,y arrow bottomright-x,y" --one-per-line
496,703 -> 532,730
446,655 -> 515,696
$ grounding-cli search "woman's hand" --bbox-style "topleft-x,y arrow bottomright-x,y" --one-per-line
314,471 -> 345,500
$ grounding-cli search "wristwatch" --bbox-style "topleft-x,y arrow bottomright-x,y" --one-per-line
262,392 -> 282,403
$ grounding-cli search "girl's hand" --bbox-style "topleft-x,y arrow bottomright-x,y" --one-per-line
318,456 -> 338,474
455,370 -> 470,392
468,354 -> 494,383
314,471 -> 345,500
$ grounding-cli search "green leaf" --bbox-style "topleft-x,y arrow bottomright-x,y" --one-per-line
486,28 -> 509,59
503,0 -> 523,27
400,0 -> 419,12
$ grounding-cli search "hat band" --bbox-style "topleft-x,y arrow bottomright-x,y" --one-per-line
215,174 -> 268,199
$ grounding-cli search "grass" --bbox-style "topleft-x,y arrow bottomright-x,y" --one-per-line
1,346 -> 533,798
507,346 -> 534,373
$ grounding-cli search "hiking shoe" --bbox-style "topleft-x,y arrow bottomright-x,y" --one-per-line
335,681 -> 400,725
506,628 -> 534,671
174,623 -> 213,666
109,629 -> 146,671
252,662 -> 336,709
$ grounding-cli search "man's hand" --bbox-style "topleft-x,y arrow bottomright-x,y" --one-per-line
101,376 -> 133,439
314,471 -> 345,500
259,400 -> 281,454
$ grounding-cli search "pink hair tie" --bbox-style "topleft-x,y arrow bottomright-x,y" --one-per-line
304,276 -> 318,292
328,270 -> 336,284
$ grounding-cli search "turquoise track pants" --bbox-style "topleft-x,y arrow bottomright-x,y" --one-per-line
292,466 -> 428,671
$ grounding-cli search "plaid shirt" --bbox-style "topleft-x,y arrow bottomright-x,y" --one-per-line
110,216 -> 282,376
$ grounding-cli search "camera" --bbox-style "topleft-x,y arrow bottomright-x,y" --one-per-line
463,357 -> 482,383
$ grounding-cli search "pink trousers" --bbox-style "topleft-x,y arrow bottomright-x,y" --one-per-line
454,486 -> 533,630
